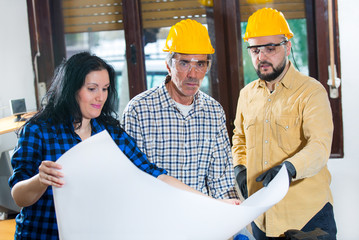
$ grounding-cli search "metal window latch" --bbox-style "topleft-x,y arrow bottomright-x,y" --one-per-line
327,65 -> 341,99
130,44 -> 137,65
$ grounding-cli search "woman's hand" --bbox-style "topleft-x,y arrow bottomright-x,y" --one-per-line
219,198 -> 241,205
11,161 -> 65,207
38,161 -> 65,188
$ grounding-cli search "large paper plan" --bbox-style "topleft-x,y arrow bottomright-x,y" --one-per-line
53,130 -> 289,240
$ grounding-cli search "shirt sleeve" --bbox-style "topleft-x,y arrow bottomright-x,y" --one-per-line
116,128 -> 167,177
8,124 -> 43,188
232,90 -> 247,167
121,102 -> 145,152
287,84 -> 334,180
207,109 -> 239,199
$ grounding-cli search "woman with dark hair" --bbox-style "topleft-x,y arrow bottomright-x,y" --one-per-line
8,52 -> 239,239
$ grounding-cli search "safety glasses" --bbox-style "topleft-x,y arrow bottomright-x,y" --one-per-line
247,40 -> 288,57
171,58 -> 212,73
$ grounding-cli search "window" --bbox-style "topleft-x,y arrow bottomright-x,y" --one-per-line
27,0 -> 343,157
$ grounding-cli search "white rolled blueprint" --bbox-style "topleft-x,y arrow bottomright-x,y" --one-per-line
53,130 -> 289,240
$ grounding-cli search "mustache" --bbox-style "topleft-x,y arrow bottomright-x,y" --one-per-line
185,78 -> 200,84
258,61 -> 273,68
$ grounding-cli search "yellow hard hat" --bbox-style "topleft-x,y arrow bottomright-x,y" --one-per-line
199,0 -> 213,7
163,19 -> 215,54
244,8 -> 294,41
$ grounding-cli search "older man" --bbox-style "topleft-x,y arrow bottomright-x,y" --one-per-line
122,19 -> 238,200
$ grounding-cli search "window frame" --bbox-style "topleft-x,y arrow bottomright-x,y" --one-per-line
26,0 -> 343,157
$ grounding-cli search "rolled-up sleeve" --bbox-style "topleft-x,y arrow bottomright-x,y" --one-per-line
9,124 -> 43,188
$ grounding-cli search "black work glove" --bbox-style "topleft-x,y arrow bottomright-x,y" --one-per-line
256,161 -> 296,187
234,165 -> 248,199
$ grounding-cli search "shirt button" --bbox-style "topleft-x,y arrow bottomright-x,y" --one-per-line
285,126 -> 289,129
268,98 -> 271,102
264,161 -> 268,165
265,119 -> 269,123
265,140 -> 268,144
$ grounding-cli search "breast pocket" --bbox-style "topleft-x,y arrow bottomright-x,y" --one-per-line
275,116 -> 301,154
244,117 -> 256,150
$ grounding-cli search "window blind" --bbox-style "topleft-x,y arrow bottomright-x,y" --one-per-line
62,0 -> 305,33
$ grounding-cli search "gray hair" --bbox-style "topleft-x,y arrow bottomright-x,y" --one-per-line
166,52 -> 177,68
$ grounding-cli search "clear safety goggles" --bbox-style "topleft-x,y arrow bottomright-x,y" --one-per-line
247,40 -> 288,57
171,58 -> 212,73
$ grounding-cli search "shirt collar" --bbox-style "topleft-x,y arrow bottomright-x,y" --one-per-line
256,61 -> 295,90
158,82 -> 174,109
91,118 -> 105,134
159,80 -> 204,111
65,117 -> 105,135
279,61 -> 296,89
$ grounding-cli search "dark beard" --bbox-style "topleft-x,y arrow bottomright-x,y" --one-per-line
256,60 -> 286,82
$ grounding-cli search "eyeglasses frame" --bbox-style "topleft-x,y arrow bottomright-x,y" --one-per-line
171,58 -> 212,74
247,40 -> 288,57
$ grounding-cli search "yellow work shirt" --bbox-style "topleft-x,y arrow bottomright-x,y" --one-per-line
232,63 -> 334,237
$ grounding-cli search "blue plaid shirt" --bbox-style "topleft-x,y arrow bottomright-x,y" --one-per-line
8,118 -> 166,240
122,82 -> 238,199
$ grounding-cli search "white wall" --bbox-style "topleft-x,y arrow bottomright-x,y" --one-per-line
0,1 -> 36,117
0,0 -> 358,238
0,1 -> 35,151
326,0 -> 359,239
